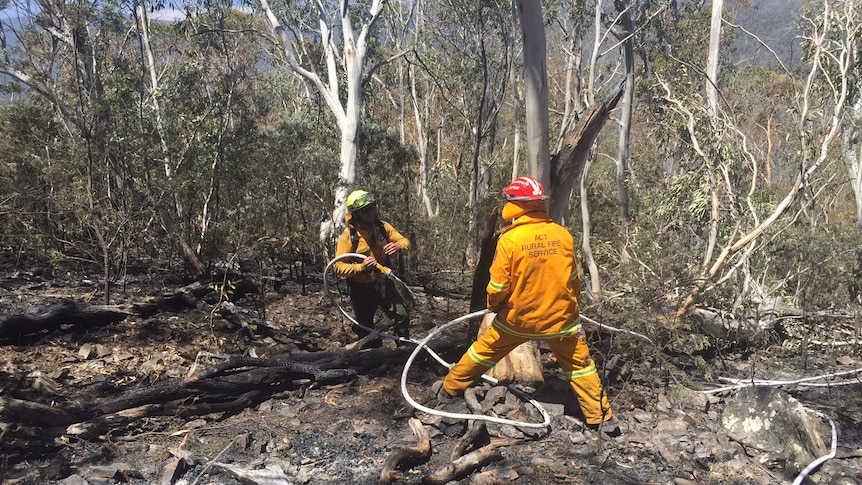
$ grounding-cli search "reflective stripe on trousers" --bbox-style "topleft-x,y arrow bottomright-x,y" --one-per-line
443,324 -> 612,425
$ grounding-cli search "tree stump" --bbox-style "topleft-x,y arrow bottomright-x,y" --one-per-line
477,312 -> 544,386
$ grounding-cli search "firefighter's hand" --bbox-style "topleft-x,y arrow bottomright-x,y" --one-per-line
383,242 -> 401,255
362,256 -> 378,271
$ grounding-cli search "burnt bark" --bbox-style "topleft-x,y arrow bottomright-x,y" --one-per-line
548,86 -> 624,223
470,207 -> 500,314
0,299 -> 129,339
0,280 -> 259,340
0,396 -> 86,426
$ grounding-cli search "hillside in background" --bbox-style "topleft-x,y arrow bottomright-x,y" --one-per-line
0,2 -> 804,95
0,13 -> 21,97
731,0 -> 805,68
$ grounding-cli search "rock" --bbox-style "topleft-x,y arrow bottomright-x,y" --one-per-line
629,408 -> 654,424
469,467 -> 519,484
757,452 -> 787,471
532,401 -> 565,418
569,430 -> 588,445
653,418 -> 690,437
160,457 -> 187,485
86,463 -> 143,481
674,478 -> 699,485
480,386 -> 508,411
721,386 -> 827,472
78,343 -> 95,359
212,462 -> 293,484
59,475 -> 89,485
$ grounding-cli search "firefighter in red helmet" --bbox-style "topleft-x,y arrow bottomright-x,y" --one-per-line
434,176 -> 619,434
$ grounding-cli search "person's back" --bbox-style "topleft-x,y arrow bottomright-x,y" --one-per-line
490,202 -> 581,339
437,175 -> 617,435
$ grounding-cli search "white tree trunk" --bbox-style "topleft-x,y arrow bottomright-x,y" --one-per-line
846,94 -> 862,230
517,0 -> 550,186
613,4 -> 635,223
706,0 -> 723,120
580,155 -> 601,300
135,0 -> 205,274
410,64 -> 436,218
259,0 -> 386,245
509,0 -> 523,180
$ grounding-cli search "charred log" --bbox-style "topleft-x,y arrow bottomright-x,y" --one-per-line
0,280 -> 266,340
0,299 -> 129,340
0,396 -> 85,426
1,353 -> 357,442
67,391 -> 265,439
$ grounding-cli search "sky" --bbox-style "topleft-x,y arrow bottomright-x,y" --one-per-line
0,3 -> 189,23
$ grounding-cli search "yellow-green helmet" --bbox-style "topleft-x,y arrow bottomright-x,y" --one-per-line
346,190 -> 376,213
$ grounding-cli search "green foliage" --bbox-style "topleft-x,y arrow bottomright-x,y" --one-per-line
198,113 -> 341,266
1,0 -> 860,350
755,222 -> 862,309
0,100 -> 97,261
655,172 -> 711,231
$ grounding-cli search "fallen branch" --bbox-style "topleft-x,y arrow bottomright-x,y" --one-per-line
378,418 -> 432,484
422,441 -> 507,485
0,280 -> 259,340
451,388 -> 490,460
3,354 -> 358,441
700,367 -> 862,394
0,396 -> 85,426
0,299 -> 130,339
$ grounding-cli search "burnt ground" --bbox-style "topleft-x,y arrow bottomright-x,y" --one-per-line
1,267 -> 861,485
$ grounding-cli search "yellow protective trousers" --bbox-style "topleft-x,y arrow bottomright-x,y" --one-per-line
442,324 -> 612,425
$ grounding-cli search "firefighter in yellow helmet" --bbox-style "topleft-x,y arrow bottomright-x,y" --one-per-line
434,176 -> 618,434
333,190 -> 411,346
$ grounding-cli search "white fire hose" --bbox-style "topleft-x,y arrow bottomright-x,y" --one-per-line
324,253 -> 653,429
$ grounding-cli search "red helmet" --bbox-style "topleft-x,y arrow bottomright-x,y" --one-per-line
502,176 -> 548,201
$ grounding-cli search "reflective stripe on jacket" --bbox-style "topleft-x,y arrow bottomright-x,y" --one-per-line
487,202 -> 581,338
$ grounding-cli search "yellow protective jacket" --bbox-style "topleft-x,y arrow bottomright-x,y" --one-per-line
487,201 -> 582,338
333,210 -> 411,284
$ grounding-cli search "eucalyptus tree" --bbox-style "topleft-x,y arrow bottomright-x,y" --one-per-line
644,0 -> 861,321
466,0 -> 628,380
0,0 -> 170,296
0,0 -> 218,283
385,0 -> 441,220
518,0 -> 549,186
528,0 -> 636,299
609,1 -> 637,223
135,2 -> 276,265
393,0 -> 514,253
0,0 -> 287,284
826,2 -> 862,231
705,0 -> 723,120
257,0 -> 389,247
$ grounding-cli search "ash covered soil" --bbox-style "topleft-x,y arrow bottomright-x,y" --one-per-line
1,268 -> 861,485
